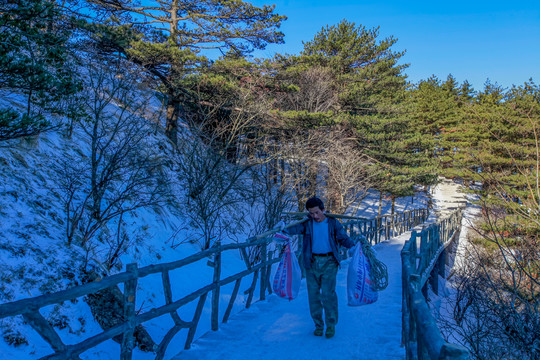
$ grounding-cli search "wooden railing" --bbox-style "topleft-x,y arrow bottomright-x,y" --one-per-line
341,208 -> 430,245
401,208 -> 470,360
285,208 -> 429,246
0,208 -> 430,360
0,219 -> 308,360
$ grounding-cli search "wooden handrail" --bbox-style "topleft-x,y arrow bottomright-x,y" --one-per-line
401,208 -> 470,360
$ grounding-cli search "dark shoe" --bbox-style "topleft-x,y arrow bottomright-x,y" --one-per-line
313,327 -> 324,336
325,326 -> 335,338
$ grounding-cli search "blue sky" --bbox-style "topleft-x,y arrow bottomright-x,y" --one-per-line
251,0 -> 540,90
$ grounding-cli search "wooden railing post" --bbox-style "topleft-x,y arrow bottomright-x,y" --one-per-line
185,294 -> 208,350
211,244 -> 222,331
438,246 -> 447,279
260,240 -> 268,300
121,263 -> 138,360
429,263 -> 439,296
410,275 -> 421,360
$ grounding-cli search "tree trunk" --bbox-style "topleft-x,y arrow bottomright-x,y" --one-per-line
307,160 -> 318,196
378,192 -> 383,217
165,93 -> 180,146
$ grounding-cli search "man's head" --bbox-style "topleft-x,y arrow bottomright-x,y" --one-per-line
305,196 -> 326,223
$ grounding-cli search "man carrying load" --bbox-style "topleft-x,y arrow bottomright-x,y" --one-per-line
277,196 -> 355,338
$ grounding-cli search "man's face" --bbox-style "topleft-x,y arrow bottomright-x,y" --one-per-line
307,206 -> 326,223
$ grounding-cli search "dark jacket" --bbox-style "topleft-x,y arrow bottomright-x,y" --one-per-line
285,216 -> 355,269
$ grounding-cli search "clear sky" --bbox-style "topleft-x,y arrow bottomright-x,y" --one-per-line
250,0 -> 540,91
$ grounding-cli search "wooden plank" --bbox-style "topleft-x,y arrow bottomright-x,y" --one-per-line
39,321 -> 132,360
155,324 -> 184,360
0,272 -> 133,319
120,263 -> 138,360
162,270 -> 173,304
265,263 -> 273,294
23,311 -> 66,353
245,270 -> 259,309
259,242 -> 267,301
136,236 -> 277,279
184,294 -> 208,350
240,247 -> 251,269
222,279 -> 241,323
161,270 -> 187,326
211,247 -> 222,331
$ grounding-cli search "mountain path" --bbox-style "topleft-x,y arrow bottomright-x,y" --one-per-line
171,179 -> 466,360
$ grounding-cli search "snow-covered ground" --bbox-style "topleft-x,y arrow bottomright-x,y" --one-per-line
169,179 -> 469,360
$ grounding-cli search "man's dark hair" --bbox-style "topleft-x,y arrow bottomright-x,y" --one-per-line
305,196 -> 325,210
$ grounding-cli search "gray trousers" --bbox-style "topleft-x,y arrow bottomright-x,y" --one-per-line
305,256 -> 339,328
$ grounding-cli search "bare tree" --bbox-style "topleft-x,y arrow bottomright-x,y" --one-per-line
260,127 -> 332,211
322,128 -> 375,214
439,221 -> 540,360
242,163 -> 295,265
174,74 -> 274,250
267,126 -> 373,214
55,59 -> 170,270
175,133 -> 252,250
277,66 -> 338,113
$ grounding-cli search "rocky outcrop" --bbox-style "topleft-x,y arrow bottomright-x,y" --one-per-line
84,272 -> 156,352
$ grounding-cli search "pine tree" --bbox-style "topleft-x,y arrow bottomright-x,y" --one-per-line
81,0 -> 286,145
0,0 -> 81,140
352,110 -> 438,215
465,81 -> 539,201
300,19 -> 408,114
406,75 -> 473,177
268,20 -> 416,212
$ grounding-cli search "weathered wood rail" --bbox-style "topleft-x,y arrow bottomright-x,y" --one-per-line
401,208 -> 470,360
0,207 -> 429,360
